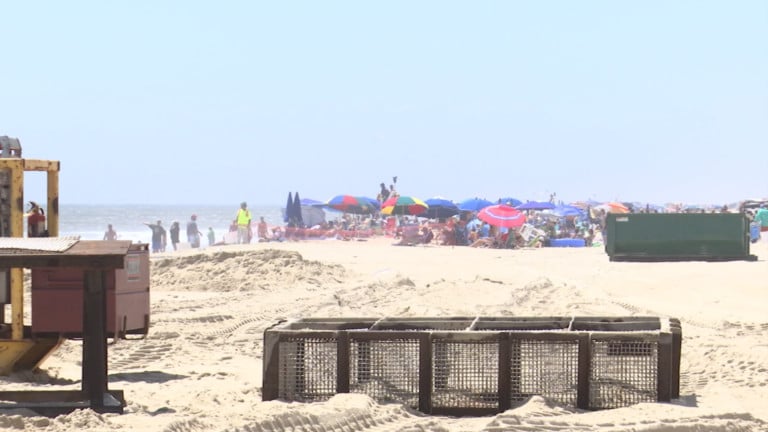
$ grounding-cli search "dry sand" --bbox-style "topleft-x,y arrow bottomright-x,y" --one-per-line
2,237 -> 768,431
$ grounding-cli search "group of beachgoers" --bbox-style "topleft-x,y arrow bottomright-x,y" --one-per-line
125,198 -> 767,252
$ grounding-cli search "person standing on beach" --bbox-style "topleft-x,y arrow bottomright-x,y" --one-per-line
187,215 -> 203,248
207,227 -> 216,246
235,202 -> 252,244
103,224 -> 118,241
144,220 -> 166,253
169,221 -> 181,251
257,216 -> 269,242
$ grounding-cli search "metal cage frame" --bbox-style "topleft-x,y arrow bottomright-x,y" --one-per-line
263,316 -> 682,415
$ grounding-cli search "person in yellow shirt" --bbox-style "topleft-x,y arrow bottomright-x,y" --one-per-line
234,202 -> 252,244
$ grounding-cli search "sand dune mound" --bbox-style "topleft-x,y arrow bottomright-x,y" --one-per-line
150,249 -> 347,292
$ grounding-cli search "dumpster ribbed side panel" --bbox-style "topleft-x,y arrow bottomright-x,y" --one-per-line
607,213 -> 754,261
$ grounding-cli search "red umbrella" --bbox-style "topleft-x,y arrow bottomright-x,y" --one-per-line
477,204 -> 527,228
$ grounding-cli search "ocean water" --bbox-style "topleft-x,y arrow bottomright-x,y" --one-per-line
57,204 -> 287,246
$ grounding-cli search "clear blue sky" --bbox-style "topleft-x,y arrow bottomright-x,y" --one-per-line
2,1 -> 766,206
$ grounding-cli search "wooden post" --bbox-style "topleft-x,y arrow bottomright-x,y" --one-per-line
336,332 -> 350,394
418,333 -> 432,414
83,270 -> 108,408
577,334 -> 591,409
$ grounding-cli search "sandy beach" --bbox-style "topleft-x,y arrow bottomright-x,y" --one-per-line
4,237 -> 768,431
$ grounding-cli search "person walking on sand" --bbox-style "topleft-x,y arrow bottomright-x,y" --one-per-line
144,220 -> 167,253
234,202 -> 252,244
103,224 -> 118,241
187,215 -> 203,248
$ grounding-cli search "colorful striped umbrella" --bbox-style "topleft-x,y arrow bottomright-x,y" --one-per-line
477,204 -> 527,228
381,196 -> 429,216
326,195 -> 377,214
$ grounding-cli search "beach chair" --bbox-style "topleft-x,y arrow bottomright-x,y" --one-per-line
519,224 -> 546,247
383,217 -> 397,237
395,225 -> 423,246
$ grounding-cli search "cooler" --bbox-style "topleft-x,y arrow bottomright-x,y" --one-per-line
31,243 -> 150,338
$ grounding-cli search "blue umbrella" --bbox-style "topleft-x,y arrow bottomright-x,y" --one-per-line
516,201 -> 556,210
498,197 -> 523,207
457,197 -> 494,212
360,196 -> 381,211
551,205 -> 585,218
424,197 -> 459,219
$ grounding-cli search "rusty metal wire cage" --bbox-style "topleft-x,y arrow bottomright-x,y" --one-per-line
263,317 -> 682,415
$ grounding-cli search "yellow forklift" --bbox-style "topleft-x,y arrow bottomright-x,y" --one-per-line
0,137 -> 63,373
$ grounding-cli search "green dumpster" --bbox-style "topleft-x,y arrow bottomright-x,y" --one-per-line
605,213 -> 757,262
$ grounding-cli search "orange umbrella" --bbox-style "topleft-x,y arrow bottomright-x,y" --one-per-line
602,202 -> 630,214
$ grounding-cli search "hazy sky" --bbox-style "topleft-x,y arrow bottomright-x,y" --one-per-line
2,1 -> 766,206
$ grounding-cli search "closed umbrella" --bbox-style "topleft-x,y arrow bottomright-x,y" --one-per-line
284,192 -> 294,223
292,191 -> 304,226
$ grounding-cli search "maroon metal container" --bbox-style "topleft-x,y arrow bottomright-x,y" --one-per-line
31,243 -> 150,338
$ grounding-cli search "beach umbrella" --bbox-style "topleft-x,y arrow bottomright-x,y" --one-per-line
292,191 -> 304,226
424,197 -> 460,219
360,196 -> 381,211
326,195 -> 377,214
516,201 -> 556,211
551,205 -> 585,218
498,197 -> 523,207
284,192 -> 294,223
381,195 -> 429,216
599,202 -> 630,214
477,204 -> 527,228
571,199 -> 601,209
457,197 -> 494,212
